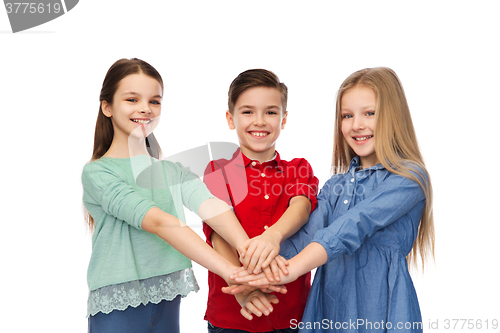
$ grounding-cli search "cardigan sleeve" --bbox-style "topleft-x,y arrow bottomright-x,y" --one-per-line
167,161 -> 215,215
201,161 -> 232,246
82,163 -> 156,230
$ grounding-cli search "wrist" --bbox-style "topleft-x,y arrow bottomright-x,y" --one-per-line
285,257 -> 304,281
219,261 -> 238,285
263,228 -> 283,244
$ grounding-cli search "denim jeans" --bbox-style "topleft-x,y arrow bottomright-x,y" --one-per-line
207,321 -> 299,333
88,296 -> 181,333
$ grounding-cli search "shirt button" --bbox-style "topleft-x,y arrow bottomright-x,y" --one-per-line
251,161 -> 257,166
261,173 -> 265,177
343,200 -> 348,204
264,194 -> 270,200
264,225 -> 269,230
350,178 -> 355,182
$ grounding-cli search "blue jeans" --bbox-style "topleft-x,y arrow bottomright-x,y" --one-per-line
88,296 -> 181,333
207,321 -> 298,333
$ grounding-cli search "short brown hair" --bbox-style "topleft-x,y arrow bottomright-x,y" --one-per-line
228,69 -> 288,113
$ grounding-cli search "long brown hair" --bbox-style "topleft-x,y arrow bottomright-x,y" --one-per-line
92,58 -> 163,161
85,58 -> 164,231
332,67 -> 435,269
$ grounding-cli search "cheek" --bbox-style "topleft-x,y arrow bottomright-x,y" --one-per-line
154,106 -> 162,116
234,119 -> 246,132
273,118 -> 284,131
341,121 -> 351,138
368,118 -> 376,131
238,117 -> 254,130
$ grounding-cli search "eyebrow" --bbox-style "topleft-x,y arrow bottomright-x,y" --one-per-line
237,105 -> 255,110
341,105 -> 376,112
122,91 -> 163,99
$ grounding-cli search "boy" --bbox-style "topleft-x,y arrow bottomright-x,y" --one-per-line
203,69 -> 318,332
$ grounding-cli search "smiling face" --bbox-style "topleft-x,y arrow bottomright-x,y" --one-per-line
226,86 -> 287,162
102,73 -> 163,143
340,85 -> 379,168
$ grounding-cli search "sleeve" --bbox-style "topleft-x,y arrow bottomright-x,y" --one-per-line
201,161 -> 231,246
284,159 -> 319,211
82,164 -> 157,230
279,178 -> 335,259
312,172 -> 426,263
173,161 -> 215,215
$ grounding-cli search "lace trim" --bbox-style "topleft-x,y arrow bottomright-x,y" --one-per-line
87,268 -> 199,317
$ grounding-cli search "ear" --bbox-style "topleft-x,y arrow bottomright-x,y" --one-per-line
281,111 -> 288,129
101,100 -> 112,118
226,110 -> 235,130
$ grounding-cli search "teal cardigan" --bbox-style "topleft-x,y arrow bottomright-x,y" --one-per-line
82,155 -> 213,291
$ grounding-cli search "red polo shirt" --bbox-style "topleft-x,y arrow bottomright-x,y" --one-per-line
203,149 -> 319,332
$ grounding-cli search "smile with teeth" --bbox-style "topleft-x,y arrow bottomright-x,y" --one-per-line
131,119 -> 152,125
250,132 -> 269,137
353,135 -> 373,141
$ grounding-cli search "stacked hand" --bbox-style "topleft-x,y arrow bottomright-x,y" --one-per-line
223,231 -> 299,320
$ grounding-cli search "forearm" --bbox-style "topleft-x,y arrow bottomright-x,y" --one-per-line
199,198 -> 249,249
211,231 -> 243,283
232,241 -> 328,286
142,207 -> 236,279
287,242 -> 328,277
212,231 -> 261,302
265,195 -> 311,243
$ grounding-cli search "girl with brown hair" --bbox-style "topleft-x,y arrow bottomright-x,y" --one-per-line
82,58 -> 279,332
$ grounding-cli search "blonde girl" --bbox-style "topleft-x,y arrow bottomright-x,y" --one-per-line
231,67 -> 434,333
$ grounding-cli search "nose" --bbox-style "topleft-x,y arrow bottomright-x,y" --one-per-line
253,113 -> 267,126
352,115 -> 365,131
139,106 -> 151,115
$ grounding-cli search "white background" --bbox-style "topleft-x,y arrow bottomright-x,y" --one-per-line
1,1 -> 499,332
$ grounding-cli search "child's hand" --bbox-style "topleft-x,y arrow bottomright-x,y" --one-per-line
265,255 -> 289,282
225,266 -> 288,295
221,283 -> 257,296
222,280 -> 288,295
235,290 -> 279,321
238,230 -> 281,274
232,262 -> 298,287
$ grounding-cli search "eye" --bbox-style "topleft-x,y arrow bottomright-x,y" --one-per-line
341,114 -> 352,119
150,100 -> 161,105
126,98 -> 137,103
267,110 -> 278,115
242,110 -> 252,114
366,111 -> 375,117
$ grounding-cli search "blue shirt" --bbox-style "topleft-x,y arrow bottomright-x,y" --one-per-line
281,157 -> 426,332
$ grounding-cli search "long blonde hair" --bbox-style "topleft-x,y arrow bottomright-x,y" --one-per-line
332,67 -> 435,269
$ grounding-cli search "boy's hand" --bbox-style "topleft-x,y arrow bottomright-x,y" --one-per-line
222,280 -> 287,295
221,283 -> 257,296
235,290 -> 279,320
238,229 -> 282,274
265,255 -> 289,282
231,261 -> 298,287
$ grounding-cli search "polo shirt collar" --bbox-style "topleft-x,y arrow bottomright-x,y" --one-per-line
231,148 -> 284,171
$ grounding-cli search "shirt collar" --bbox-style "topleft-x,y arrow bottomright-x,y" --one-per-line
348,156 -> 385,174
231,148 -> 283,171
